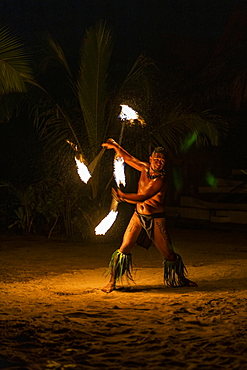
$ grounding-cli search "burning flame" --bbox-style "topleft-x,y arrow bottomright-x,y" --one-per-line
74,156 -> 91,183
119,105 -> 138,121
66,140 -> 91,183
119,104 -> 146,126
95,210 -> 118,235
114,156 -> 126,187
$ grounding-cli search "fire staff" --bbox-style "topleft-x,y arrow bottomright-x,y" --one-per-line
101,138 -> 198,293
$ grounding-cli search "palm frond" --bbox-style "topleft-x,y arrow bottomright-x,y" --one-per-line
39,34 -> 73,79
150,108 -> 228,156
32,91 -> 83,154
0,27 -> 34,94
77,21 -> 113,157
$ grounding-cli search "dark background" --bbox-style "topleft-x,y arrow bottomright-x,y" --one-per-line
0,0 -> 237,68
0,0 -> 246,184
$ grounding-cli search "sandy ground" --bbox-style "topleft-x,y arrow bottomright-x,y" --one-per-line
0,226 -> 247,370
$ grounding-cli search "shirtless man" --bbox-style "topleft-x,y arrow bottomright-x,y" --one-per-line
101,138 -> 197,293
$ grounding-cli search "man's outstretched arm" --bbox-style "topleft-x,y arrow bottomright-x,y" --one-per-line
102,138 -> 147,171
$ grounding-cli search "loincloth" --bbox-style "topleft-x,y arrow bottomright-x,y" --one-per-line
136,210 -> 166,250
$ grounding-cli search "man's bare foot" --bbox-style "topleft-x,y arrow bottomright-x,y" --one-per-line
101,282 -> 115,293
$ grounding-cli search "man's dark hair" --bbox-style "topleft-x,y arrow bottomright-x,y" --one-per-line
152,147 -> 167,156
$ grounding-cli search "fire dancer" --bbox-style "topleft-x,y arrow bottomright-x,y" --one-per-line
101,138 -> 198,293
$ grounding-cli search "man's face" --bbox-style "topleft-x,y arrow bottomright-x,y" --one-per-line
150,153 -> 166,172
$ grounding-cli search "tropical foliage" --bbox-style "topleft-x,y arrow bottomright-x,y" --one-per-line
0,26 -> 36,121
28,21 -> 160,236
0,182 -> 36,235
0,21 -> 231,238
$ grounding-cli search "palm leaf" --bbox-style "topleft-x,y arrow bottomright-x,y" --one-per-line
0,27 -> 34,94
77,21 -> 113,157
39,34 -> 73,80
150,108 -> 228,156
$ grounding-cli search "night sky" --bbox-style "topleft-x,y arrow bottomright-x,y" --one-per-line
0,0 -> 237,65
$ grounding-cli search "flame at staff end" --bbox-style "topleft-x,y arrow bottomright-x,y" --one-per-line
95,210 -> 118,235
119,104 -> 146,126
114,156 -> 126,187
74,157 -> 91,183
119,104 -> 138,121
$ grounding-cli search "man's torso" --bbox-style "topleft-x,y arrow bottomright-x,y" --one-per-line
136,167 -> 167,215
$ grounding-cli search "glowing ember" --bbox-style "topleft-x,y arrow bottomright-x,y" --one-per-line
95,210 -> 118,235
66,139 -> 78,152
114,156 -> 126,187
119,104 -> 138,121
74,157 -> 91,183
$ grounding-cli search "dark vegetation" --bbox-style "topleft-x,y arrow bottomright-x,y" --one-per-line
1,3 -> 247,240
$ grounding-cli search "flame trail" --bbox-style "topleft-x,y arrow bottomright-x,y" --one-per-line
74,157 -> 91,183
67,140 -> 92,183
95,210 -> 118,235
114,156 -> 126,187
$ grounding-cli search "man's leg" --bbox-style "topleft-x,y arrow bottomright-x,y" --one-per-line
152,217 -> 198,287
101,212 -> 142,293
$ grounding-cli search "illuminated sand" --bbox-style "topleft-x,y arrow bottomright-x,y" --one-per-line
0,227 -> 247,369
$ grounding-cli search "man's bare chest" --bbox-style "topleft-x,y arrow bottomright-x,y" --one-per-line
138,171 -> 153,188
